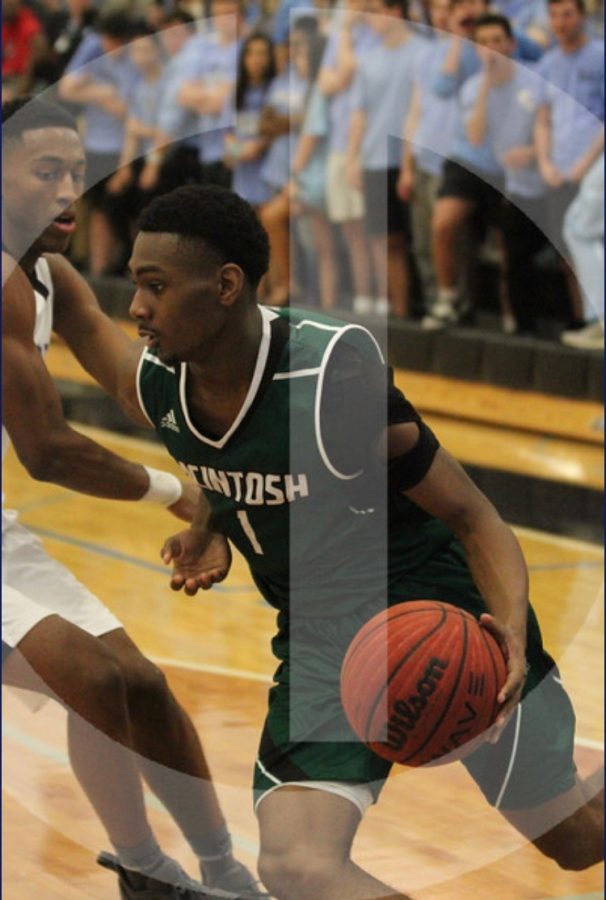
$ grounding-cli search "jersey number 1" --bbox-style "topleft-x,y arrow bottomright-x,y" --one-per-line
237,511 -> 264,555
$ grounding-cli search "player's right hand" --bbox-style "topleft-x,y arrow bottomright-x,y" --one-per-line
161,528 -> 232,595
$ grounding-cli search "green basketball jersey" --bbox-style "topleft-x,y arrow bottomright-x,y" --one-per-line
137,306 -> 451,617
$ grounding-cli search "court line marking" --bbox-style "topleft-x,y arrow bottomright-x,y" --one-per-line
1,719 -> 260,858
153,656 -> 273,684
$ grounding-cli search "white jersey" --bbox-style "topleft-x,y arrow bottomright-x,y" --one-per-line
2,257 -> 55,520
2,255 -> 121,660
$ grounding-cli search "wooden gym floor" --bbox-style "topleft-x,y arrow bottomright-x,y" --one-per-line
2,342 -> 603,899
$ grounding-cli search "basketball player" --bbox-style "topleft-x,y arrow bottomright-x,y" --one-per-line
2,98 -> 263,899
62,180 -> 604,897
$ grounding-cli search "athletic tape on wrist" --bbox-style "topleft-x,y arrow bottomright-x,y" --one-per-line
141,466 -> 183,507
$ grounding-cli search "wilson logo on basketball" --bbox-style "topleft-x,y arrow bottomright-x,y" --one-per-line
386,657 -> 449,751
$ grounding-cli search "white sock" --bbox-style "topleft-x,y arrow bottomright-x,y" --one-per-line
436,287 -> 458,305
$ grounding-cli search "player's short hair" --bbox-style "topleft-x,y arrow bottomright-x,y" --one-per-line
138,185 -> 270,288
2,96 -> 79,145
548,0 -> 585,11
473,12 -> 514,38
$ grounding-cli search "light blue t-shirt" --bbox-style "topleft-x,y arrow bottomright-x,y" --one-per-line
450,75 -> 503,176
411,38 -> 458,177
232,84 -> 271,207
155,35 -> 204,149
297,87 -> 330,209
537,38 -> 604,174
129,75 -> 163,157
261,66 -> 309,190
65,33 -> 141,154
193,32 -> 240,164
433,31 -> 543,101
321,19 -> 380,154
493,0 -> 549,33
476,63 -> 547,197
351,35 -> 425,170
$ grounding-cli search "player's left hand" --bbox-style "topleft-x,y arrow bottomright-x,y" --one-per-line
479,613 -> 527,737
161,528 -> 232,595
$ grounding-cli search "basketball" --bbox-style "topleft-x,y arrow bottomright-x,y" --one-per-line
340,600 -> 507,767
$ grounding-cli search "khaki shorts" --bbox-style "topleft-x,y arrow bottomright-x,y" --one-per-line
326,152 -> 365,224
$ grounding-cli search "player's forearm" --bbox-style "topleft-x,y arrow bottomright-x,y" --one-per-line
117,127 -> 141,168
441,35 -> 463,77
318,67 -> 345,96
293,133 -> 319,174
191,488 -> 220,534
456,512 -> 529,640
17,420 -> 151,498
178,81 -> 208,112
466,80 -> 490,146
204,80 -> 233,115
534,106 -> 552,167
56,308 -> 132,403
347,109 -> 366,162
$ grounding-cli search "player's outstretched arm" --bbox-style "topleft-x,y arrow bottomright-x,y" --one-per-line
48,252 -> 148,426
2,254 -> 192,518
390,424 -> 529,723
161,492 -> 232,594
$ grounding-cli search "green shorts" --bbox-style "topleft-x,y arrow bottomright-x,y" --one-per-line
253,540 -> 577,812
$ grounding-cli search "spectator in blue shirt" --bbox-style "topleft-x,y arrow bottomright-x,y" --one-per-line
289,33 -> 336,309
424,0 -> 545,329
465,14 -> 555,334
137,10 -> 201,196
535,0 -> 604,232
347,0 -> 424,317
58,10 -> 141,274
177,0 -> 244,188
534,0 -> 604,326
398,0 -> 455,315
492,0 -> 551,46
258,17 -> 315,305
224,31 -> 276,208
104,26 -> 165,256
272,0 -> 315,69
317,0 -> 378,314
561,153 -> 604,348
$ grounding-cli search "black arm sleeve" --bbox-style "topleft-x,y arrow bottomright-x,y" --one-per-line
388,373 -> 440,491
388,421 -> 440,491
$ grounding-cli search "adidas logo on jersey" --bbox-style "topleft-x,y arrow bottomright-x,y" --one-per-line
160,409 -> 180,433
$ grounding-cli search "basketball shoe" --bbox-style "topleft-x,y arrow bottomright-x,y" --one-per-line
97,851 -> 245,899
202,857 -> 270,898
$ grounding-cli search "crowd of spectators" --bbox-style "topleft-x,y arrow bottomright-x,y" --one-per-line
3,0 -> 604,346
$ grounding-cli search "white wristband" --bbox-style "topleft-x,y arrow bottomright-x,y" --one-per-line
141,466 -> 183,507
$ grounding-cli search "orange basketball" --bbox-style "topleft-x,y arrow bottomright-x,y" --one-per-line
340,600 -> 507,766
